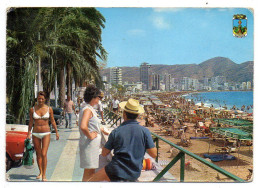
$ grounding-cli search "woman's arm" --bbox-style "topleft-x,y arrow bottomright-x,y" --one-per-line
101,147 -> 111,157
80,108 -> 97,140
27,108 -> 34,139
49,107 -> 59,140
100,127 -> 109,135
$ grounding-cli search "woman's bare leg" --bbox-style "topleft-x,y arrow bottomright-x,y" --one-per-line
87,167 -> 110,182
32,136 -> 43,179
82,169 -> 95,181
41,134 -> 50,181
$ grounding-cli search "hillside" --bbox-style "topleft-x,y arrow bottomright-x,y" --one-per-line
100,57 -> 253,83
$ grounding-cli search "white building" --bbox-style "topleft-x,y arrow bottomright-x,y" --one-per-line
247,81 -> 252,90
110,67 -> 122,85
164,74 -> 171,91
102,76 -> 107,82
123,82 -> 142,93
242,82 -> 247,90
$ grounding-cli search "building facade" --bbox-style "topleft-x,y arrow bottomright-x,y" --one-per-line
140,62 -> 151,91
110,67 -> 122,85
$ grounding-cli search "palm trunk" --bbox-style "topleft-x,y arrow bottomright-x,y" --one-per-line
59,67 -> 65,108
67,63 -> 72,97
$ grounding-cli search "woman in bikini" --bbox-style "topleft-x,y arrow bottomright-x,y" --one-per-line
26,91 -> 59,181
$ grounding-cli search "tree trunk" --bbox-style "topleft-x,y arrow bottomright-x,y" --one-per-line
67,63 -> 72,97
59,67 -> 65,108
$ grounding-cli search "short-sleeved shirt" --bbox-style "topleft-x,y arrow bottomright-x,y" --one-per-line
64,100 -> 74,113
94,101 -> 103,112
104,120 -> 155,181
112,99 -> 119,109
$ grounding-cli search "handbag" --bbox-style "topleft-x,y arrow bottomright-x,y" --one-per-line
22,138 -> 34,169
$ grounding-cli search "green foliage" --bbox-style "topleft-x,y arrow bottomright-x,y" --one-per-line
6,8 -> 107,123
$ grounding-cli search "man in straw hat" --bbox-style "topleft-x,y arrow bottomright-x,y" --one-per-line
88,98 -> 157,182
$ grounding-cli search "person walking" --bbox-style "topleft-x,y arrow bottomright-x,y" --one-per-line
63,95 -> 76,129
88,98 -> 157,182
111,96 -> 119,113
79,85 -> 108,181
27,91 -> 59,181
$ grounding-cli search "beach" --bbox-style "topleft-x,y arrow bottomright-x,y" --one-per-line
136,91 -> 253,182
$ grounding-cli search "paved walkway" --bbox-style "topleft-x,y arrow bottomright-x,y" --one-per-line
7,114 -> 85,182
6,113 -> 175,182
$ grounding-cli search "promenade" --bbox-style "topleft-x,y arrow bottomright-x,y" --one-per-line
7,115 -> 86,181
6,113 -> 175,182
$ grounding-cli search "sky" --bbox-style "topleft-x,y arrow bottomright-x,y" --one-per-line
97,8 -> 254,68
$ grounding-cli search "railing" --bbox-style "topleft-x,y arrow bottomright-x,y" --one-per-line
103,108 -> 245,182
104,108 -> 122,128
152,133 -> 245,182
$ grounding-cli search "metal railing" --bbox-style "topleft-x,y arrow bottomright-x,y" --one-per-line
152,133 -> 245,182
104,108 -> 122,128
103,108 -> 245,182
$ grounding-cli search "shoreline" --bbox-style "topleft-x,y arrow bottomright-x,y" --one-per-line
136,90 -> 253,182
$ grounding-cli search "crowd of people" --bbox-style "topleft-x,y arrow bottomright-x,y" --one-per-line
26,85 -> 157,182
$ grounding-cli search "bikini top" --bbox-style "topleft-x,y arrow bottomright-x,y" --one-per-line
33,107 -> 50,120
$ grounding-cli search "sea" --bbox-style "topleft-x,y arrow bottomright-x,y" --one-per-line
183,91 -> 253,113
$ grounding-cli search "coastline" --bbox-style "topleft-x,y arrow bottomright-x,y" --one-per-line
137,90 -> 253,182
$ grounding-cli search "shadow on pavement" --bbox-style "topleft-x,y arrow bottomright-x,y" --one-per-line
8,174 -> 38,181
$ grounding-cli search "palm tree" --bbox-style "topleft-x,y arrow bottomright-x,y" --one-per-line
32,7 -> 107,106
7,8 -> 43,123
7,7 -> 107,123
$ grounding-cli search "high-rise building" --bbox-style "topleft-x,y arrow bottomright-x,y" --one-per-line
164,74 -> 171,91
181,77 -> 192,90
212,76 -> 226,85
110,67 -> 122,85
191,78 -> 199,90
140,62 -> 151,90
151,74 -> 160,90
102,76 -> 107,82
203,77 -> 209,86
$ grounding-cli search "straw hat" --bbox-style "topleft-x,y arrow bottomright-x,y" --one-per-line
119,98 -> 144,114
100,91 -> 104,98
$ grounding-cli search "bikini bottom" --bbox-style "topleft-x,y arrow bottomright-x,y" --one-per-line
32,132 -> 51,139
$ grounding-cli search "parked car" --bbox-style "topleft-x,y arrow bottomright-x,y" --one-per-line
52,107 -> 63,126
6,124 -> 28,171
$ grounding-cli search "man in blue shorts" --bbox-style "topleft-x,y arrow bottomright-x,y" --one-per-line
88,98 -> 157,182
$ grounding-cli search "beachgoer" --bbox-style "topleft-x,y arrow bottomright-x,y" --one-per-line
79,85 -> 108,181
88,98 -> 157,182
75,109 -> 79,126
94,91 -> 105,124
63,95 -> 76,129
111,97 -> 119,113
27,91 -> 59,181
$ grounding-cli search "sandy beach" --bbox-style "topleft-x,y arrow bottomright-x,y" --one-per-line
136,91 -> 253,182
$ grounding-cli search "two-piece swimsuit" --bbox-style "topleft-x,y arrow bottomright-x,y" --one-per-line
32,107 -> 51,139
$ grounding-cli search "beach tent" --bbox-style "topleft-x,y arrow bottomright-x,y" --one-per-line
208,127 -> 252,167
213,118 -> 253,127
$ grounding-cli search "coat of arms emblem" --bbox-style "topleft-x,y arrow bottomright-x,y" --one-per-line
233,14 -> 247,38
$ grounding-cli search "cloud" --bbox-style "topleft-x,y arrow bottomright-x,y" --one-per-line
152,16 -> 170,29
127,29 -> 145,36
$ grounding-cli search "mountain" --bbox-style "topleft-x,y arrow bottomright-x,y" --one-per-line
100,57 -> 253,84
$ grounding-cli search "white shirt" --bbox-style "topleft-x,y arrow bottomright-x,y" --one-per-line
112,99 -> 119,108
94,101 -> 103,112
